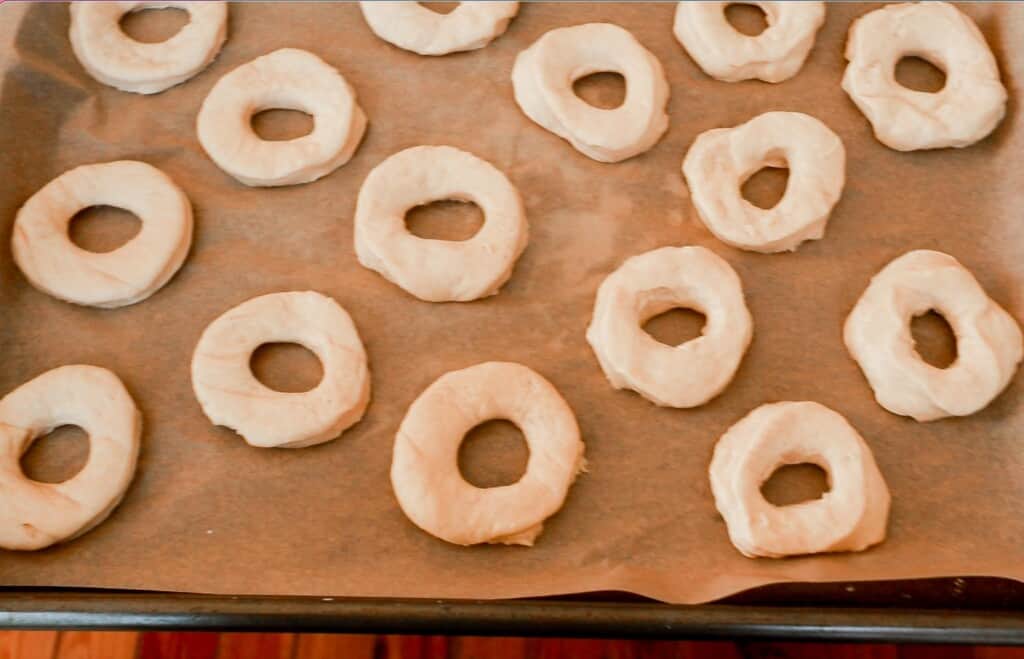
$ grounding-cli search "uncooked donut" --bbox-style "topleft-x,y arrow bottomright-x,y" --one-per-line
586,246 -> 752,408
842,2 -> 1007,151
191,291 -> 371,448
70,1 -> 227,94
391,361 -> 584,546
673,2 -> 825,83
359,2 -> 518,56
12,160 -> 193,309
0,365 -> 141,551
710,401 -> 890,559
844,250 -> 1022,422
512,22 -> 669,162
354,145 -> 528,302
197,48 -> 367,187
682,111 -> 845,253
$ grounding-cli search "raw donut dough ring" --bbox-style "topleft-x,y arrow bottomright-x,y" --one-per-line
682,111 -> 845,253
12,160 -> 194,309
844,250 -> 1022,422
355,145 -> 528,302
391,361 -> 584,546
842,2 -> 1007,151
359,2 -> 519,56
512,23 -> 669,163
710,401 -> 890,559
70,1 -> 227,94
0,365 -> 141,551
191,291 -> 371,448
673,2 -> 825,83
197,48 -> 367,187
586,246 -> 752,408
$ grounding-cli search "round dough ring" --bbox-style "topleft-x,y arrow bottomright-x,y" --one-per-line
359,2 -> 519,56
197,48 -> 367,187
12,160 -> 194,309
391,361 -> 585,546
710,401 -> 890,559
673,2 -> 825,83
682,111 -> 845,253
0,365 -> 141,551
586,246 -> 752,408
844,250 -> 1022,422
841,2 -> 1007,151
512,22 -> 669,163
70,1 -> 228,94
191,291 -> 371,448
354,145 -> 528,302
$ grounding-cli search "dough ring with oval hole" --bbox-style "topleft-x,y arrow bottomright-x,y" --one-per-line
710,401 -> 890,559
391,361 -> 585,546
512,22 -> 670,163
682,111 -> 845,253
0,365 -> 141,551
842,2 -> 1007,151
197,48 -> 367,187
69,1 -> 227,94
673,2 -> 825,83
359,2 -> 519,56
355,145 -> 528,302
191,291 -> 371,448
844,250 -> 1022,422
12,160 -> 193,309
586,246 -> 752,408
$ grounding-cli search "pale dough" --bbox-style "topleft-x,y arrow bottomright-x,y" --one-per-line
359,2 -> 519,56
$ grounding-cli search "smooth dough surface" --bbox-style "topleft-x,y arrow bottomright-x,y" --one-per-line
359,2 -> 519,56
0,365 -> 141,551
844,250 -> 1022,421
12,160 -> 193,309
586,246 -> 752,408
191,291 -> 371,448
710,401 -> 890,559
70,1 -> 227,94
391,361 -> 584,546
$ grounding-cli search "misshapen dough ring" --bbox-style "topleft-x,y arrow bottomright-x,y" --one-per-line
673,2 -> 825,83
355,145 -> 528,302
844,250 -> 1022,422
682,111 -> 845,253
197,48 -> 367,187
191,291 -> 370,448
359,2 -> 519,56
586,246 -> 752,408
391,362 -> 584,546
12,160 -> 193,309
70,1 -> 227,94
512,23 -> 669,163
710,401 -> 890,559
0,365 -> 141,551
842,2 -> 1007,151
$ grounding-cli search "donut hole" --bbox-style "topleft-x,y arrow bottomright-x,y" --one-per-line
458,420 -> 529,488
725,3 -> 769,37
119,7 -> 190,44
251,109 -> 315,142
895,56 -> 947,94
68,205 -> 142,254
643,308 -> 706,347
405,200 -> 484,242
19,425 -> 90,484
250,343 -> 324,393
761,463 -> 830,507
911,310 -> 958,369
419,2 -> 460,14
572,72 -> 627,110
741,165 -> 790,210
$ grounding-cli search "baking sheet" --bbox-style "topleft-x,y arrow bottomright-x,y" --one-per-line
0,2 -> 1022,605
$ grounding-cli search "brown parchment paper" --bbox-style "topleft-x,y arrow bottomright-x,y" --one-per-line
0,1 -> 1022,605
